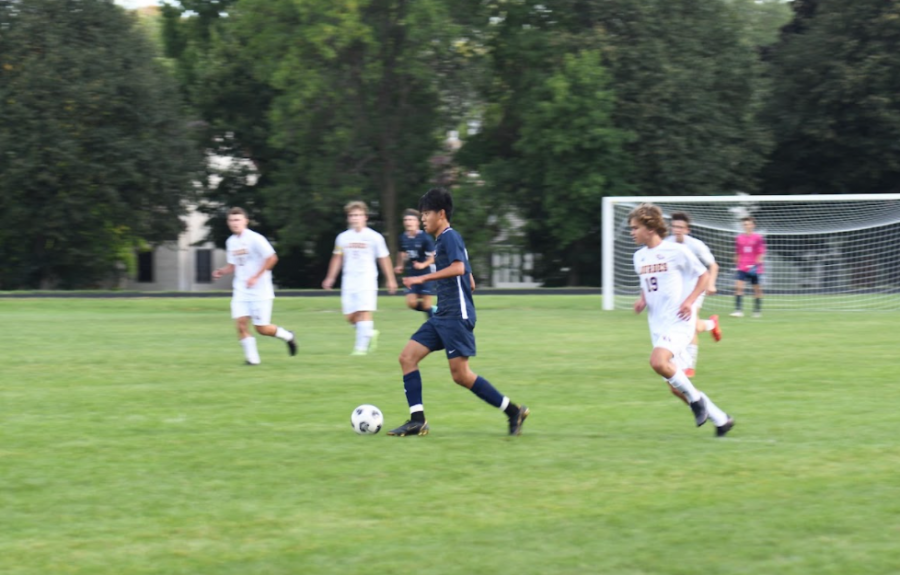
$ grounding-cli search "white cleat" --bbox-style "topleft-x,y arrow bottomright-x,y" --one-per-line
730,311 -> 744,318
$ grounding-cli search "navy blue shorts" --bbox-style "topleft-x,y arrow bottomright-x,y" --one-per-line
736,270 -> 761,285
411,317 -> 476,359
405,280 -> 434,296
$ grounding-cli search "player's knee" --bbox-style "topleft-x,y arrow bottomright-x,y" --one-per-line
398,350 -> 416,370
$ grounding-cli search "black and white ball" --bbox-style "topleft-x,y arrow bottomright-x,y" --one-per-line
351,404 -> 383,435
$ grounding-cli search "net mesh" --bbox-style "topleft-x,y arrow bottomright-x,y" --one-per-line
607,196 -> 900,312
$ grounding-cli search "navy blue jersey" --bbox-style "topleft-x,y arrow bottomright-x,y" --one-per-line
399,230 -> 435,277
433,227 -> 476,321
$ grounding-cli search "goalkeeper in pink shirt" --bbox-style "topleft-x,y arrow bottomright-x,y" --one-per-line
732,216 -> 766,318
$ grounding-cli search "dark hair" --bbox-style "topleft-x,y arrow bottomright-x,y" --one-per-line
418,187 -> 453,221
742,216 -> 755,223
228,207 -> 248,218
670,211 -> 691,226
403,208 -> 420,219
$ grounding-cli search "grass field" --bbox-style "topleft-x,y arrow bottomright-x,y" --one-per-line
3,295 -> 899,575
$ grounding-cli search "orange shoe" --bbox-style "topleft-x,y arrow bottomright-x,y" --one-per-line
710,315 -> 722,342
684,368 -> 696,377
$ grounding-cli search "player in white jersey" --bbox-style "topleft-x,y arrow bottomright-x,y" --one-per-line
212,207 -> 297,365
630,203 -> 734,437
322,201 -> 398,355
665,211 -> 722,377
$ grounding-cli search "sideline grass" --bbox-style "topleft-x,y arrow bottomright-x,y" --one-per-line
3,295 -> 899,575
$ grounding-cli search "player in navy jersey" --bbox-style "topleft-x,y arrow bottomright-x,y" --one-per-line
387,187 -> 530,437
393,209 -> 436,318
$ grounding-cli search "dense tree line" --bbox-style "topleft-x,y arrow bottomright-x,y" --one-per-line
3,0 -> 899,289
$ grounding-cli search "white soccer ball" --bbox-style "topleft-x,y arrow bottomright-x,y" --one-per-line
351,404 -> 383,435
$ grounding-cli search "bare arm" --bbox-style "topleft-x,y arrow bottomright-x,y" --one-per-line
634,290 -> 646,314
322,253 -> 343,289
706,261 -> 719,294
212,263 -> 235,280
404,260 -> 466,288
412,254 -> 435,270
378,255 -> 398,294
394,251 -> 407,274
678,271 -> 710,320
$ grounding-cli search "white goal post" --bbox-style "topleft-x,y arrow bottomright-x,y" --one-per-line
602,194 -> 900,312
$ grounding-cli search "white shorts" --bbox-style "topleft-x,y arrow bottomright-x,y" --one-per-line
232,299 -> 273,326
650,328 -> 693,358
341,290 -> 377,315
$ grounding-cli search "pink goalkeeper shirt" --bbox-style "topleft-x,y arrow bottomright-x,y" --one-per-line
735,233 -> 766,273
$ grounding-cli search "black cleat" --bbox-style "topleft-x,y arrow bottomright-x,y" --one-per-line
286,331 -> 297,356
716,417 -> 735,437
508,405 -> 530,436
690,397 -> 709,427
387,419 -> 430,437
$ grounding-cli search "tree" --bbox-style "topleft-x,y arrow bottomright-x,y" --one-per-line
0,0 -> 202,289
162,0 -> 464,287
761,0 -> 900,195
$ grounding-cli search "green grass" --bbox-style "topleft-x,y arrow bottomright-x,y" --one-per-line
2,295 -> 899,575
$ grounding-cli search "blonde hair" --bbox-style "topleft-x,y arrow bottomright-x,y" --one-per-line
628,203 -> 668,238
344,201 -> 368,215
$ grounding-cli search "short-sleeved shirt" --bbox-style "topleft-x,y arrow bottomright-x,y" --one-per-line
634,241 -> 707,341
226,229 -> 276,301
736,233 -> 766,273
432,227 -> 476,322
664,234 -> 716,268
399,231 -> 435,277
333,227 -> 390,292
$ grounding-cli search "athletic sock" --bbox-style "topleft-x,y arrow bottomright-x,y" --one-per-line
735,295 -> 743,311
754,298 -> 762,313
686,344 -> 699,370
666,370 -> 701,403
355,321 -> 374,351
274,326 -> 293,341
702,319 -> 716,331
403,370 -> 424,413
469,375 -> 505,408
240,337 -> 260,364
699,392 -> 729,426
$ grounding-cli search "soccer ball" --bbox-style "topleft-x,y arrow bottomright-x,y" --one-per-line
351,404 -> 383,435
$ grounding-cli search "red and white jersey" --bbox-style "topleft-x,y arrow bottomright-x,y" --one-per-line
735,233 -> 766,273
634,241 -> 707,339
226,228 -> 276,301
333,227 -> 390,292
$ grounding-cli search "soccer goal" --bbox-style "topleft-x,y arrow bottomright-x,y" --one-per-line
602,194 -> 900,312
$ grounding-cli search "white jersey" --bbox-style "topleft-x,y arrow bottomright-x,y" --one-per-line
664,234 -> 715,267
333,227 -> 390,292
634,241 -> 707,340
226,228 -> 276,301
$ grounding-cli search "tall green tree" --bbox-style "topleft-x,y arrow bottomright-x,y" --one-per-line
761,0 -> 900,195
163,0 -> 463,287
0,0 -> 202,289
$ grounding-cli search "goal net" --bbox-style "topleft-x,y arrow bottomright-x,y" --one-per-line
602,194 -> 900,312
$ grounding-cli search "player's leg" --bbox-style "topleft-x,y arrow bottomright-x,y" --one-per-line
732,275 -> 745,317
417,293 -> 434,318
752,278 -> 763,317
649,344 -> 707,426
232,300 -> 261,365
352,291 -> 379,353
389,328 -> 437,436
251,300 -> 297,356
443,321 -> 529,435
404,292 -> 419,311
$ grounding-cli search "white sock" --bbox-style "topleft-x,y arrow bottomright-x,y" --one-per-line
355,321 -> 374,350
699,392 -> 729,426
703,319 -> 715,331
666,370 -> 701,403
241,337 -> 260,364
274,326 -> 293,341
686,344 -> 699,369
